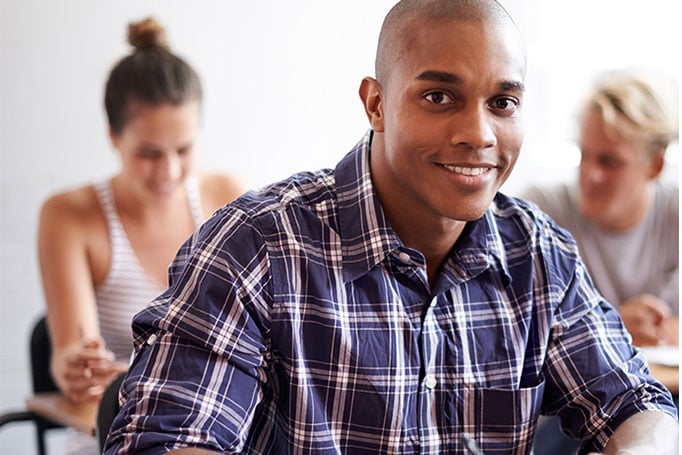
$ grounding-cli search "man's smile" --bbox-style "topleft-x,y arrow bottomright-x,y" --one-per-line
438,164 -> 491,176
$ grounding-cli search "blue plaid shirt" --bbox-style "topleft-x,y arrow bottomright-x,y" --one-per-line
105,132 -> 676,455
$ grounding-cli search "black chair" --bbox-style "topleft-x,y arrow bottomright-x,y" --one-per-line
96,372 -> 124,451
0,315 -> 65,455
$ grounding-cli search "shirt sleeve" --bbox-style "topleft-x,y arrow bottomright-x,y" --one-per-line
540,256 -> 678,453
103,207 -> 274,454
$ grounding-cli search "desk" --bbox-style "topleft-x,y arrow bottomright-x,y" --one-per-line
649,363 -> 679,395
25,393 -> 97,436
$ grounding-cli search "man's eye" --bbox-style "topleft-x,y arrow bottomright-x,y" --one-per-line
424,91 -> 453,105
599,156 -> 621,168
177,145 -> 193,156
491,97 -> 519,114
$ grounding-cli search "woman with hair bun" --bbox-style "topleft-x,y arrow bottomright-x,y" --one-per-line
37,16 -> 243,453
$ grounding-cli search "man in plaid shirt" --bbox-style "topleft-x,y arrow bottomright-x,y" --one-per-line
104,0 -> 678,453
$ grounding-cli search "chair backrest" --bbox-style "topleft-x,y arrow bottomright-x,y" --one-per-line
97,372 -> 124,451
30,316 -> 59,394
29,315 -> 64,448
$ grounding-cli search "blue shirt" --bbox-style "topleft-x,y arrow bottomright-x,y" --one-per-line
105,132 -> 676,455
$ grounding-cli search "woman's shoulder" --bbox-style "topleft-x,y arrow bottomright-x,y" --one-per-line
196,171 -> 246,212
40,183 -> 103,227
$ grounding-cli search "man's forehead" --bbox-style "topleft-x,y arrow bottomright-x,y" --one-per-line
376,12 -> 525,83
397,19 -> 526,75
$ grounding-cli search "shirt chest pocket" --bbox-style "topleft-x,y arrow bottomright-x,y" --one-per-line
458,378 -> 545,454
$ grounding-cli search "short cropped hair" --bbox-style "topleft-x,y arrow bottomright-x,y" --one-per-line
375,0 -> 517,84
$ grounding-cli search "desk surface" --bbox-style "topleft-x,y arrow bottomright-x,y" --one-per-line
26,393 -> 97,436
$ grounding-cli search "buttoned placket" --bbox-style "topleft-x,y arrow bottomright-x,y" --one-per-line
393,248 -> 434,452
418,296 -> 444,454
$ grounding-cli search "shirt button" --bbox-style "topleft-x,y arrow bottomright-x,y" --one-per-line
147,333 -> 158,345
398,252 -> 411,263
425,375 -> 437,390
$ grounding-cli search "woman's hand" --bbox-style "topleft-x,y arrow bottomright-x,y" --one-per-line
51,339 -> 128,403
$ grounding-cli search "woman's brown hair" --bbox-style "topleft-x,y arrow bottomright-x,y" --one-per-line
104,17 -> 203,135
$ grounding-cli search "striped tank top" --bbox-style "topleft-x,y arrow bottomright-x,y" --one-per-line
93,177 -> 204,361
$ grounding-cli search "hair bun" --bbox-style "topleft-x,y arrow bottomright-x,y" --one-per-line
127,17 -> 169,51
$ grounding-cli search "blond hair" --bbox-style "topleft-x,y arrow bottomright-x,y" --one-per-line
586,73 -> 678,157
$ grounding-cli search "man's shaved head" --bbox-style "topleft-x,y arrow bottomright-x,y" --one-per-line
360,0 -> 527,243
375,0 -> 520,84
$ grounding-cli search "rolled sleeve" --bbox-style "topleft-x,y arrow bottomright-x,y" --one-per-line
104,207 -> 274,454
107,332 -> 265,453
541,262 -> 677,453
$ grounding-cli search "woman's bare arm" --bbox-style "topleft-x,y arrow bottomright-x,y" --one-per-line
38,188 -> 122,402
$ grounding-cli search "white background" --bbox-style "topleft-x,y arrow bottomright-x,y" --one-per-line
1,1 -> 679,453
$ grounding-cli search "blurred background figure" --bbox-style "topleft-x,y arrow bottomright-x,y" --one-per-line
524,72 -> 679,348
37,17 -> 243,454
525,72 -> 679,455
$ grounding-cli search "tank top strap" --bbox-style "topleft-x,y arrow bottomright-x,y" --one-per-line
92,178 -> 167,362
185,175 -> 205,227
93,179 -> 122,231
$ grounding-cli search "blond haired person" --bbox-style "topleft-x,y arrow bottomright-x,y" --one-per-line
38,17 -> 243,454
524,73 -> 678,348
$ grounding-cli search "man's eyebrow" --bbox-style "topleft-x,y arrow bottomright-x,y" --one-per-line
499,80 -> 525,92
415,70 -> 525,93
416,70 -> 461,84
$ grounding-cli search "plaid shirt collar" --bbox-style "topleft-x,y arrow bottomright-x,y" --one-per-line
336,130 -> 511,287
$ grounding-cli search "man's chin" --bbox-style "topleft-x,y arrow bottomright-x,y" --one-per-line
447,202 -> 493,223
578,205 -> 605,223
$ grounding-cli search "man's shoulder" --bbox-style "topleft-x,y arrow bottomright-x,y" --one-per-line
234,168 -> 335,209
655,182 -> 679,208
492,192 -> 558,227
207,168 -> 339,237
516,182 -> 580,229
492,192 -> 580,251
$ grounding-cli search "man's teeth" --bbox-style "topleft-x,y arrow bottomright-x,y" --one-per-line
442,165 -> 487,176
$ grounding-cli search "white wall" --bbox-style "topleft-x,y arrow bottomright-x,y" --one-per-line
0,1 -> 678,453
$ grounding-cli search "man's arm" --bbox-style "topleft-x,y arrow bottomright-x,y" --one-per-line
599,411 -> 678,454
103,210 -> 272,454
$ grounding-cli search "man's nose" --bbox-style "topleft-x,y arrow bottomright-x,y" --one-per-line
449,105 -> 497,150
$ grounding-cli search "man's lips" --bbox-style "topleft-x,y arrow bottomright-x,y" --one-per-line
438,164 -> 492,176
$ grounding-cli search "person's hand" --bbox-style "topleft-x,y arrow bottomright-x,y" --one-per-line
658,316 -> 679,346
619,294 -> 672,347
51,339 -> 128,403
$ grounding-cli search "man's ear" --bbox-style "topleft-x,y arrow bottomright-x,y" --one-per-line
359,77 -> 385,132
648,151 -> 665,179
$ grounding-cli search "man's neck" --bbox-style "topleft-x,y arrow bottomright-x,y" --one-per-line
389,214 -> 466,285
